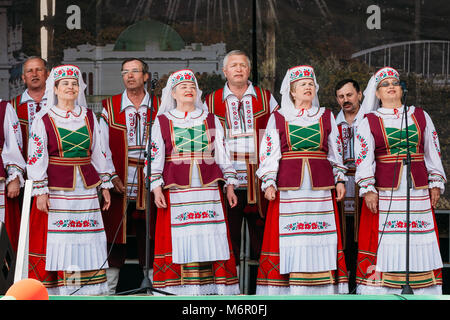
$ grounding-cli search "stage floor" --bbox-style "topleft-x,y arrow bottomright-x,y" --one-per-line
47,294 -> 450,300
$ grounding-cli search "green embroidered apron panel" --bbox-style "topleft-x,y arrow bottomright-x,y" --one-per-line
172,124 -> 209,153
384,124 -> 419,155
287,123 -> 322,151
57,125 -> 91,158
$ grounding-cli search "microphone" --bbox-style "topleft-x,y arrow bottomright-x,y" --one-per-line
400,80 -> 408,104
400,80 -> 408,93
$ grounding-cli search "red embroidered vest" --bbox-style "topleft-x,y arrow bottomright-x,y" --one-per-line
274,109 -> 335,190
365,107 -> 428,190
158,112 -> 224,188
0,101 -> 8,179
204,86 -> 275,213
41,109 -> 100,190
10,95 -> 29,159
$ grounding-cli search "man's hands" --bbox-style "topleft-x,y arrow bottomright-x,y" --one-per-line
335,182 -> 346,202
111,176 -> 126,194
226,185 -> 238,208
6,176 -> 20,198
101,189 -> 111,211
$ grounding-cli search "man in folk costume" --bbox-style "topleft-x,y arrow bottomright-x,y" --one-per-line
10,56 -> 49,159
355,67 -> 446,294
146,69 -> 240,295
204,50 -> 279,276
255,65 -> 349,295
0,99 -> 26,252
100,58 -> 160,294
334,79 -> 366,290
10,57 -> 54,285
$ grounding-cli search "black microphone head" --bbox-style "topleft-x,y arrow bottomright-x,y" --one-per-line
400,80 -> 408,93
150,79 -> 158,90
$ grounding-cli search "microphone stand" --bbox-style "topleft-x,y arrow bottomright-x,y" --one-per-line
400,82 -> 413,295
116,79 -> 172,296
140,79 -> 156,295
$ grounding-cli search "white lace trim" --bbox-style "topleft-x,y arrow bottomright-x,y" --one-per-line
153,283 -> 240,296
359,184 -> 378,197
48,105 -> 88,124
6,168 -> 25,187
356,284 -> 442,295
256,283 -> 348,295
374,105 -> 415,120
280,106 -> 325,123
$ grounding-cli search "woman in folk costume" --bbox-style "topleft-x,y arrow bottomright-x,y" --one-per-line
146,69 -> 240,295
26,64 -> 113,295
0,99 -> 26,250
355,67 -> 446,295
255,65 -> 349,295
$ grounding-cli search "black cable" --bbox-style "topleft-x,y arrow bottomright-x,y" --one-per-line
349,86 -> 409,295
68,109 -> 144,296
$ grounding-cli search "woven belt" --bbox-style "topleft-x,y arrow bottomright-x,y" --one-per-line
377,153 -> 424,163
165,152 -> 214,162
128,157 -> 145,167
48,156 -> 91,166
281,150 -> 327,160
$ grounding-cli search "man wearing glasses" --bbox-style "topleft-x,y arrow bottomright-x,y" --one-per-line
99,58 -> 160,294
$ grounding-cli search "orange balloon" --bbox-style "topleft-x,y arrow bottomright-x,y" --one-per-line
4,279 -> 49,300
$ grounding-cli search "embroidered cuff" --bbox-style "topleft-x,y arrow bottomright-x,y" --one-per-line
99,173 -> 114,189
359,184 -> 377,197
150,174 -> 164,192
224,172 -> 240,188
6,164 -> 25,187
334,170 -> 348,184
32,179 -> 49,196
259,172 -> 277,192
261,179 -> 277,192
428,174 -> 446,194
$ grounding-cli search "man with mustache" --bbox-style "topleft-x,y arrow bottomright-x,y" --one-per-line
99,58 -> 159,294
334,79 -> 364,292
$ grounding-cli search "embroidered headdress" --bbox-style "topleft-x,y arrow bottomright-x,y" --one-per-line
44,64 -> 87,108
374,66 -> 400,87
360,66 -> 401,113
279,65 -> 320,121
52,64 -> 81,82
157,69 -> 205,115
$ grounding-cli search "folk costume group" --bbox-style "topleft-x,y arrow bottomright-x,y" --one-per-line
0,50 -> 446,296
